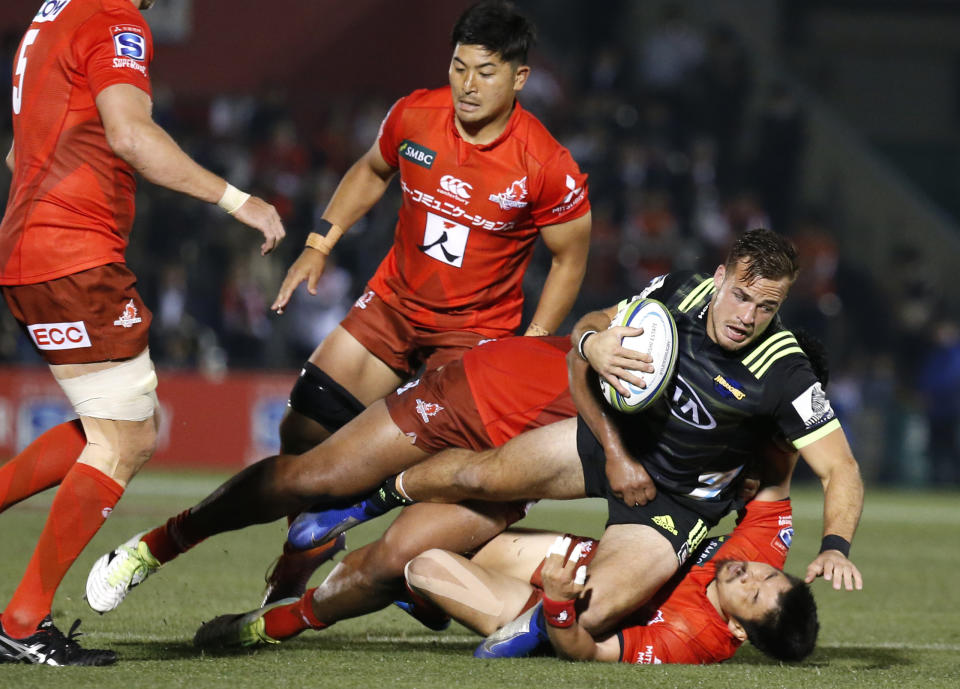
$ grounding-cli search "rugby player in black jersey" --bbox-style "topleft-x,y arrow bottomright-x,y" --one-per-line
301,229 -> 862,641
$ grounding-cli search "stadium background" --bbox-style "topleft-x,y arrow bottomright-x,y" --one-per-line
1,0 -> 958,488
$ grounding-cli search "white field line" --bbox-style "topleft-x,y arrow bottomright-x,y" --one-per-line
92,631 -> 960,653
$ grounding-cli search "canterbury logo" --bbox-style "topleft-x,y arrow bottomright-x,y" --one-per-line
652,515 -> 678,535
439,175 -> 472,200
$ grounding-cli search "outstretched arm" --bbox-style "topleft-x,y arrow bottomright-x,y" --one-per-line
524,213 -> 592,335
96,83 -> 284,255
798,427 -> 864,590
272,141 -> 396,311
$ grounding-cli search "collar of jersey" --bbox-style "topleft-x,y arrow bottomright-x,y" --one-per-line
448,97 -> 524,151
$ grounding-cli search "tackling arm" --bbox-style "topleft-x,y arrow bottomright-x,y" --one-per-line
524,212 -> 592,335
798,427 -> 864,590
96,83 -> 284,254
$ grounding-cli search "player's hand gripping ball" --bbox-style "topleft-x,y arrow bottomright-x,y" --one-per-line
599,298 -> 678,413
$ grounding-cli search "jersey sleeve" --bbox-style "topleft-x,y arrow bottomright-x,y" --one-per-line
618,625 -> 706,664
74,10 -> 153,98
718,499 -> 793,567
529,147 -> 589,227
769,356 -> 842,450
376,95 -> 411,168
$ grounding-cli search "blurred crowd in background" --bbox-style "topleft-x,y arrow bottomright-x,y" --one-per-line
0,2 -> 957,486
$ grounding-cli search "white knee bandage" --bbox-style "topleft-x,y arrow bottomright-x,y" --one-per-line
55,349 -> 159,421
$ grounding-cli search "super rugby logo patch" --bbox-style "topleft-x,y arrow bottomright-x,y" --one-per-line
399,140 -> 436,169
111,25 -> 146,60
772,526 -> 794,555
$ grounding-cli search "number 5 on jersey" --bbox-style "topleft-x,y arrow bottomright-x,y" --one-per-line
13,29 -> 40,115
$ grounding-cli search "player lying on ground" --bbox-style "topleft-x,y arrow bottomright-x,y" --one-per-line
411,484 -> 817,663
291,230 -> 864,640
191,452 -> 818,665
85,336 -> 582,611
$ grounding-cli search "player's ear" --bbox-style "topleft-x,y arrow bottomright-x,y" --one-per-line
513,64 -> 530,92
727,616 -> 748,642
713,264 -> 726,290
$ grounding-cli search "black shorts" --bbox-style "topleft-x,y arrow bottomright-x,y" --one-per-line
576,416 -> 737,565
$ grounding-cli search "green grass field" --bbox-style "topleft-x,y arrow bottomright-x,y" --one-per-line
1,471 -> 957,688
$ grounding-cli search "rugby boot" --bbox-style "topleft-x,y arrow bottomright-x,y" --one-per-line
0,616 -> 117,666
193,599 -> 297,649
261,533 -> 346,606
474,603 -> 549,659
85,531 -> 160,613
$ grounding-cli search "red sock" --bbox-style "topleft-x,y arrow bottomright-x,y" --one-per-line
262,587 -> 328,640
2,463 -> 123,638
141,509 -> 206,565
0,420 -> 86,513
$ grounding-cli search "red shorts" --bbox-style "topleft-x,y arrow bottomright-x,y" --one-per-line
341,288 -> 496,377
385,357 -> 492,454
2,263 -> 152,365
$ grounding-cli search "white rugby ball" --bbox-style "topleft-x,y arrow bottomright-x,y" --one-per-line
599,298 -> 678,413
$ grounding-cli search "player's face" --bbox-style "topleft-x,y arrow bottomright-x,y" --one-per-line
715,560 -> 792,623
706,259 -> 792,351
449,44 -> 529,131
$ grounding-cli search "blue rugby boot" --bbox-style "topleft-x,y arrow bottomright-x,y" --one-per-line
473,603 -> 549,659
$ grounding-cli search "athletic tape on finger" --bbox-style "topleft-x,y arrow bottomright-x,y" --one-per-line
575,565 -> 587,586
547,536 -> 571,558
568,542 -> 584,563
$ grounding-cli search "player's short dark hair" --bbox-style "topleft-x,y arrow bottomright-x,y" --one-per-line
740,573 -> 819,662
451,0 -> 536,65
726,228 -> 800,285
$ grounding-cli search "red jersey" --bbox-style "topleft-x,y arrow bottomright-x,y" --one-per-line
0,0 -> 154,285
368,87 -> 589,337
618,500 -> 794,664
462,335 -> 576,446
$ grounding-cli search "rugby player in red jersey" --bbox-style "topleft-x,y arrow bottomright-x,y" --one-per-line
264,0 -> 591,597
271,0 -> 590,453
84,336 -> 579,611
403,477 -> 818,665
0,0 -> 283,666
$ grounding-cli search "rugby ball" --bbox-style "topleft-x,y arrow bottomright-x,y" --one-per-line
599,298 -> 678,413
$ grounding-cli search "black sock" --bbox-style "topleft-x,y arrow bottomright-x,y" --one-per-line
364,476 -> 415,515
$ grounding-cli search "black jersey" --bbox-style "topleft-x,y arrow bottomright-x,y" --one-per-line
608,272 -> 841,502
